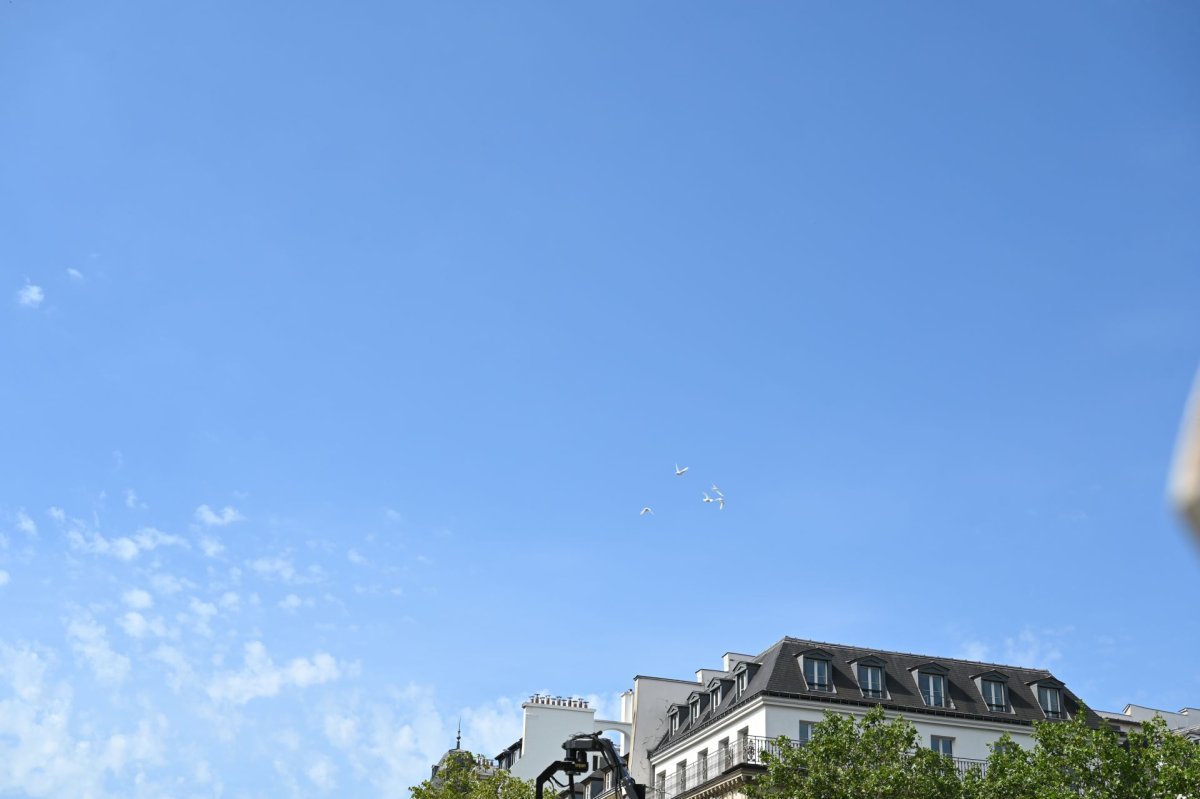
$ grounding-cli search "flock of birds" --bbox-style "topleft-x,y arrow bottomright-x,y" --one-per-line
639,463 -> 724,516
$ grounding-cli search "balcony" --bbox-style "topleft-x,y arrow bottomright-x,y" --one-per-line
649,736 -> 987,799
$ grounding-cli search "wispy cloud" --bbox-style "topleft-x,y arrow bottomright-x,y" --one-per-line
0,570 -> 9,587
122,588 -> 154,610
66,268 -> 84,282
278,593 -> 313,612
15,509 -> 37,538
16,282 -> 44,309
206,641 -> 341,705
124,489 -> 146,509
67,525 -> 188,561
65,616 -> 130,685
195,504 -> 244,527
199,535 -> 225,557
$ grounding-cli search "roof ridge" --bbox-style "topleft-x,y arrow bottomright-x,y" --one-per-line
780,636 -> 1056,674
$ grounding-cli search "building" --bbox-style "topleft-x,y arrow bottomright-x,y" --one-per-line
437,635 -> 1100,799
1097,704 -> 1200,741
497,695 -> 632,782
644,637 -> 1099,799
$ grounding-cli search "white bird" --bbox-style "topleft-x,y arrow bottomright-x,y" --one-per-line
702,493 -> 714,504
675,463 -> 689,476
640,507 -> 654,516
711,484 -> 723,497
717,497 -> 725,511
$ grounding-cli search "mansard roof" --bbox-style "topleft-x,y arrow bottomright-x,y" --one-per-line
650,636 -> 1099,754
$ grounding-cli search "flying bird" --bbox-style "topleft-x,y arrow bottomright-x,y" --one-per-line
711,484 -> 723,497
640,507 -> 654,516
702,493 -> 714,504
675,463 -> 689,476
717,497 -> 725,511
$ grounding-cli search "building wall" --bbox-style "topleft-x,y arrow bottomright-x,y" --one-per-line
649,695 -> 1039,786
511,699 -> 606,782
626,676 -> 705,786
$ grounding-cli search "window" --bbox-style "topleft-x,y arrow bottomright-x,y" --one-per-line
919,672 -> 947,707
698,749 -> 708,783
1038,686 -> 1063,718
655,773 -> 665,798
804,658 -> 831,691
798,721 -> 814,744
858,664 -> 884,698
676,761 -> 687,792
718,738 -> 730,771
930,736 -> 954,756
737,727 -> 749,760
670,711 -> 679,732
712,686 -> 722,708
982,679 -> 1007,711
736,672 -> 747,695
690,699 -> 700,722
605,771 -> 612,791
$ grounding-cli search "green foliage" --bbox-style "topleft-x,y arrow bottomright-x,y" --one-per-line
745,706 -> 1200,799
411,751 -> 538,799
747,706 -> 966,799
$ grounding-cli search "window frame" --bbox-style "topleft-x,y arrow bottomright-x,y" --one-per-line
804,657 -> 832,692
797,721 -> 814,744
858,663 -> 884,698
930,735 -> 954,757
676,760 -> 687,792
982,679 -> 1007,712
919,672 -> 948,708
1038,685 -> 1064,718
698,749 -> 708,783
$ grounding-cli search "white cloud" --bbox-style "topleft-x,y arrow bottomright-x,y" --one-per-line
249,555 -> 296,582
324,713 -> 359,749
15,509 -> 37,538
206,641 -> 341,705
122,588 -> 153,610
194,504 -> 244,527
118,611 -> 167,639
16,282 -> 44,308
307,755 -> 337,790
347,548 -> 368,566
123,489 -> 146,509
277,593 -> 312,612
66,268 -> 84,282
0,570 -> 8,587
187,598 -> 218,636
0,643 -> 166,797
218,591 -> 240,611
67,525 -> 187,561
65,617 -> 130,685
150,573 -> 194,595
152,645 -> 193,693
47,506 -> 66,523
199,535 -> 225,557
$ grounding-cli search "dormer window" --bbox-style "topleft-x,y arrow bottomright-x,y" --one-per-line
919,672 -> 947,707
711,686 -> 721,709
850,656 -> 887,699
735,672 -> 747,695
804,657 -> 832,692
859,664 -> 884,698
982,679 -> 1007,712
690,698 -> 700,722
670,708 -> 680,732
1038,686 -> 1063,718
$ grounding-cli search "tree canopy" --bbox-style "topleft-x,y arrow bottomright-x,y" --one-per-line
747,705 -> 1200,799
411,751 -> 539,799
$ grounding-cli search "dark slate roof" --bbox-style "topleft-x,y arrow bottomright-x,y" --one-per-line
651,636 -> 1100,754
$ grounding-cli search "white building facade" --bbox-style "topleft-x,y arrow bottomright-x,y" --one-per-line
643,637 -> 1098,799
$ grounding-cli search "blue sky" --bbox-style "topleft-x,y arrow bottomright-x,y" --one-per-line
2,1 -> 1199,796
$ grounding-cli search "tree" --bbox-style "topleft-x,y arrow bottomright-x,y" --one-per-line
747,706 -> 967,799
411,750 -> 539,799
976,708 -> 1200,799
